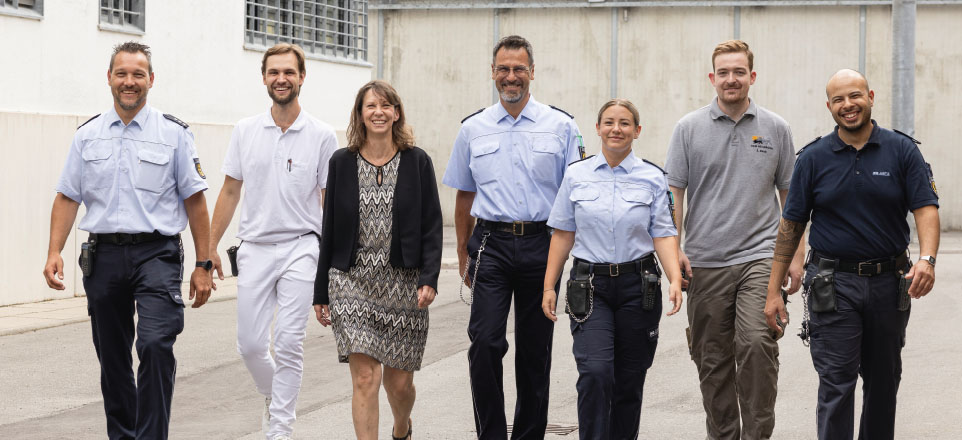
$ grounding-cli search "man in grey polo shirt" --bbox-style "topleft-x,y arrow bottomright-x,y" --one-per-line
665,40 -> 805,440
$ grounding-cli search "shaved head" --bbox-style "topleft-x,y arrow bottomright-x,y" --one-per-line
825,68 -> 875,135
826,69 -> 869,98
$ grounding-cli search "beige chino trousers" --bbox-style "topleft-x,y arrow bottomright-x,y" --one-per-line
686,258 -> 779,440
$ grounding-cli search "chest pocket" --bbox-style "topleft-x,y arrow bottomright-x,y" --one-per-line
81,146 -> 114,190
570,185 -> 601,230
287,161 -> 318,195
529,135 -> 563,185
468,141 -> 501,185
135,147 -> 172,193
619,186 -> 654,231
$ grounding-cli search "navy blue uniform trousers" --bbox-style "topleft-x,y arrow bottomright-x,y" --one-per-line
83,237 -> 186,440
569,266 -> 661,440
467,226 -> 556,439
807,264 -> 910,440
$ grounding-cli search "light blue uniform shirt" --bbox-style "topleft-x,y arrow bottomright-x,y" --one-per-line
56,105 -> 209,235
443,96 -> 582,221
548,153 -> 677,264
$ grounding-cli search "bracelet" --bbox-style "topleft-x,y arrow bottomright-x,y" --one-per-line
543,288 -> 555,292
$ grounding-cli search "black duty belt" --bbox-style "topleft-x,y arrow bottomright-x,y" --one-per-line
574,255 -> 658,277
91,231 -> 178,246
477,219 -> 549,236
811,250 -> 909,277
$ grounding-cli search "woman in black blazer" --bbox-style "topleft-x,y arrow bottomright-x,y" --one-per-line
313,80 -> 442,440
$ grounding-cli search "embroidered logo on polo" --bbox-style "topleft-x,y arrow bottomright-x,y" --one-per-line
872,171 -> 891,176
751,135 -> 774,153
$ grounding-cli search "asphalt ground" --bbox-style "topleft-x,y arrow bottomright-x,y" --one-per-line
1,228 -> 960,439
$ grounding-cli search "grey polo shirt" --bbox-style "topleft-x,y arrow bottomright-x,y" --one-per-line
665,98 -> 795,268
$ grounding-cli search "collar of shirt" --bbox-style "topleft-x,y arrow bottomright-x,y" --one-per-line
104,104 -> 151,131
708,97 -> 757,122
260,108 -> 309,132
589,151 -> 638,174
491,95 -> 541,125
831,120 -> 881,152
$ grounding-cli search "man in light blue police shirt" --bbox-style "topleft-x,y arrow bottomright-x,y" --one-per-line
443,35 -> 582,439
42,42 -> 213,440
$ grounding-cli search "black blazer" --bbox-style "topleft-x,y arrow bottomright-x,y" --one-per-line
314,146 -> 443,305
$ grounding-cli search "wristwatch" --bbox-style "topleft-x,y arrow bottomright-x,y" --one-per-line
196,260 -> 213,271
918,255 -> 936,267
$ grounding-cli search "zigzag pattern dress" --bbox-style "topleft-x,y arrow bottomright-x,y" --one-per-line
328,153 -> 428,371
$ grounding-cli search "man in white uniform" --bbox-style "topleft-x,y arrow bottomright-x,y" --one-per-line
209,43 -> 338,440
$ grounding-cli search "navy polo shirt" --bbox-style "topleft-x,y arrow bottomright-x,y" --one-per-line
783,121 -> 938,260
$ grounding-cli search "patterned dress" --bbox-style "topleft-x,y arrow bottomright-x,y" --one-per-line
329,152 -> 429,371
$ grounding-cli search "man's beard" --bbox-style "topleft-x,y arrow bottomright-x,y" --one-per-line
268,86 -> 298,105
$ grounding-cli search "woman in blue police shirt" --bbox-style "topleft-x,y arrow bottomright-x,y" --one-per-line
541,99 -> 683,440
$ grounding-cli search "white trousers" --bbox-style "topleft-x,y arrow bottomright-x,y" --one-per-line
236,234 -> 317,439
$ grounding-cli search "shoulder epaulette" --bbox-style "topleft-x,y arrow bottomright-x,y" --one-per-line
567,155 -> 595,167
893,129 -> 921,145
461,108 -> 484,124
77,114 -> 100,130
797,136 -> 821,156
163,113 -> 189,129
642,159 -> 668,174
549,105 -> 574,119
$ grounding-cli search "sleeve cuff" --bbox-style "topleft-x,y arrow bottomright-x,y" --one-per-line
56,188 -> 81,204
179,184 -> 208,201
665,177 -> 687,188
782,212 -> 809,224
909,200 -> 939,211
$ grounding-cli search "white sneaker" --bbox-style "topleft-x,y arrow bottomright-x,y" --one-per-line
262,396 -> 272,434
271,435 -> 292,440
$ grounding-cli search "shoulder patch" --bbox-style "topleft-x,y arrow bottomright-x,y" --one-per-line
642,159 -> 668,175
77,114 -> 101,130
567,155 -> 595,167
796,136 -> 822,156
163,113 -> 189,129
549,105 -> 574,119
893,129 -> 921,145
461,108 -> 484,124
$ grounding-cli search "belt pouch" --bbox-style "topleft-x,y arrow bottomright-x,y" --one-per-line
810,257 -> 838,313
566,263 -> 591,316
79,238 -> 96,277
898,261 -> 912,311
642,271 -> 661,311
226,244 -> 240,276
641,259 -> 662,311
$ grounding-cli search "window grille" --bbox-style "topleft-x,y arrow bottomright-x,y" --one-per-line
0,0 -> 44,19
100,0 -> 145,34
245,0 -> 368,63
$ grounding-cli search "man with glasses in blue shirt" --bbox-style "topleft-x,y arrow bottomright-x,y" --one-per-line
443,35 -> 582,439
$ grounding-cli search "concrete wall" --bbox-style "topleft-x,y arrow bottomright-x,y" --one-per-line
0,0 -> 370,305
374,4 -> 962,230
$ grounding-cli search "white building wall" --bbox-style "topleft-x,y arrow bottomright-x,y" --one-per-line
0,0 -> 372,306
374,4 -> 962,231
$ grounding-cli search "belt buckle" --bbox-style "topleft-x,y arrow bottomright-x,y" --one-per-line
512,221 -> 524,236
609,263 -> 619,277
857,262 -> 880,276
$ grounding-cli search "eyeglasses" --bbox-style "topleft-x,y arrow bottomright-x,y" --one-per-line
494,65 -> 531,77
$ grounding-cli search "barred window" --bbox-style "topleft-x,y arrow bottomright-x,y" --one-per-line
245,0 -> 369,64
99,0 -> 145,34
0,0 -> 44,19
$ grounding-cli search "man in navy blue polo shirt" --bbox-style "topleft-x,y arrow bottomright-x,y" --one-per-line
764,69 -> 940,440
